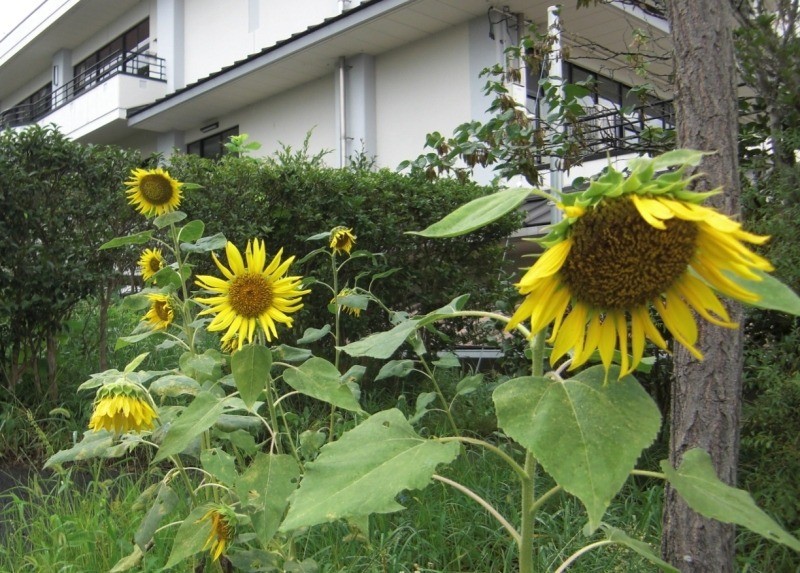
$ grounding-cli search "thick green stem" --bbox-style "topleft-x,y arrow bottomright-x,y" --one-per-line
419,355 -> 459,435
518,330 -> 547,573
330,252 -> 341,442
436,436 -> 527,481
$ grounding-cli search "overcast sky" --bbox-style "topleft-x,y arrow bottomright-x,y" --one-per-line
0,0 -> 44,39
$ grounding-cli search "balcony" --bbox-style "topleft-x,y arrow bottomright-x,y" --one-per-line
0,49 -> 167,140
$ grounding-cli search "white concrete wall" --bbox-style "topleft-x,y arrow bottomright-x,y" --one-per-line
375,22 -> 472,170
44,74 -> 167,140
183,75 -> 337,162
182,0 -> 338,86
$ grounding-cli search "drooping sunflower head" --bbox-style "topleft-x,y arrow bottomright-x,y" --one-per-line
88,380 -> 157,434
195,239 -> 311,351
142,293 -> 174,330
329,226 -> 356,255
125,167 -> 183,217
197,505 -> 237,561
332,287 -> 362,317
138,248 -> 165,282
507,150 -> 773,378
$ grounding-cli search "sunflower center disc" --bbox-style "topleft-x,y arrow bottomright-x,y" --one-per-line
148,257 -> 162,273
154,300 -> 171,321
140,174 -> 174,205
559,197 -> 698,309
228,273 -> 274,318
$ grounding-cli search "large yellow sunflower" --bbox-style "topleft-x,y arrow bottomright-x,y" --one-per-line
142,293 -> 174,330
138,248 -> 165,282
197,506 -> 236,562
507,152 -> 773,378
195,239 -> 310,350
88,381 -> 157,434
125,167 -> 182,217
330,226 -> 356,255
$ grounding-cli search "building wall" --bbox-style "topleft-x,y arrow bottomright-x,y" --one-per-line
182,0 -> 339,86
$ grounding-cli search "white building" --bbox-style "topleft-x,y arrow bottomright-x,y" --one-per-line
0,0 -> 672,199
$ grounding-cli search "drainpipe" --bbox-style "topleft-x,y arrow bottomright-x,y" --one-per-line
547,5 -> 564,224
338,56 -> 347,168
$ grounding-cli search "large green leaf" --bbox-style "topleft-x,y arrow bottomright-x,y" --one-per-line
201,448 -> 237,487
153,392 -> 225,462
338,319 -> 418,359
149,374 -> 201,398
98,230 -> 153,250
407,187 -> 530,238
231,344 -> 272,409
661,448 -> 800,551
181,232 -> 227,253
728,269 -> 800,315
134,483 -> 178,551
44,431 -> 139,467
281,409 -> 460,530
375,359 -> 415,381
493,366 -> 661,531
178,220 -> 204,243
235,453 -> 300,546
153,210 -> 187,228
164,505 -> 213,569
282,358 -> 363,413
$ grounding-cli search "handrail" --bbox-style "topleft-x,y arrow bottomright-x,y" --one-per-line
0,48 -> 166,130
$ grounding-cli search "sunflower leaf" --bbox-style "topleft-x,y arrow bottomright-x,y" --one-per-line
99,231 -> 154,250
153,210 -> 187,229
338,319 -> 418,359
597,524 -> 679,573
280,409 -> 460,530
726,269 -> 800,315
661,448 -> 800,551
153,392 -> 226,462
178,220 -> 204,243
493,367 -> 661,532
181,232 -> 227,253
407,187 -> 530,238
231,344 -> 273,409
164,505 -> 214,569
283,357 -> 364,413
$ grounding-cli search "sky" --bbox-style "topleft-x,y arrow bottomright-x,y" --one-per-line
0,0 -> 43,39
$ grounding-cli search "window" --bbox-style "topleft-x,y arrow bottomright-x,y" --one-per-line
14,83 -> 53,122
187,126 -> 240,160
73,19 -> 149,94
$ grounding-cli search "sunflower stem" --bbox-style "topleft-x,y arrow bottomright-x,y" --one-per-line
418,355 -> 460,436
330,251 -> 341,442
169,222 -> 197,353
519,329 -> 547,573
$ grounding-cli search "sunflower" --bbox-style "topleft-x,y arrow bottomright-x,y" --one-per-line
138,248 -> 165,282
125,167 -> 182,217
197,506 -> 236,561
142,293 -> 174,330
506,152 -> 773,378
330,226 -> 356,255
88,381 -> 157,434
332,287 -> 362,317
195,239 -> 310,350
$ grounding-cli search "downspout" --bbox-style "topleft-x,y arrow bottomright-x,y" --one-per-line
338,56 -> 347,168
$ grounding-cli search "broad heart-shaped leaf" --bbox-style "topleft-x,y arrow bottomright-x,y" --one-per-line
297,324 -> 331,344
164,504 -> 213,569
727,269 -> 800,315
280,408 -> 460,530
153,210 -> 187,229
282,357 -> 363,413
149,374 -> 201,398
338,319 -> 418,359
598,524 -> 679,573
153,392 -> 225,462
375,359 -> 415,381
177,219 -> 204,243
201,448 -> 237,487
181,232 -> 227,253
44,431 -> 139,467
98,230 -> 153,250
407,186 -> 530,238
661,448 -> 800,551
231,344 -> 273,409
493,366 -> 661,532
235,453 -> 300,547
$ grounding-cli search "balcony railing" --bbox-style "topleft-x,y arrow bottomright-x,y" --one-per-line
0,49 -> 166,130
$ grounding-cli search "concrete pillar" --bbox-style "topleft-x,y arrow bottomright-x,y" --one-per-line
156,0 -> 185,92
157,130 -> 185,157
51,48 -> 72,107
344,53 -> 376,164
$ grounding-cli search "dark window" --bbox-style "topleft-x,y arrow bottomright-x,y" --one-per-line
14,83 -> 53,121
73,19 -> 149,94
187,126 -> 240,160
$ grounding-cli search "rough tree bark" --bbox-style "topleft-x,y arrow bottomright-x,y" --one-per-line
662,1 -> 742,571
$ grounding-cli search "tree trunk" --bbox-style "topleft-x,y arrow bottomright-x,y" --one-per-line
662,1 -> 742,571
46,333 -> 59,403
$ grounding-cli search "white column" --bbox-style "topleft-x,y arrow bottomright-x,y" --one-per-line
156,0 -> 185,92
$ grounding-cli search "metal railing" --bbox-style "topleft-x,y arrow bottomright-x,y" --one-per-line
0,49 -> 166,130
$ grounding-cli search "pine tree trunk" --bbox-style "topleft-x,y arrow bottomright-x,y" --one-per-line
662,1 -> 742,571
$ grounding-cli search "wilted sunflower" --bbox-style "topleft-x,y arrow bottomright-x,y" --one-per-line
507,151 -> 773,377
138,248 -> 165,282
197,505 -> 236,561
125,167 -> 182,217
195,239 -> 310,350
88,380 -> 157,434
332,287 -> 363,317
142,293 -> 174,330
330,226 -> 356,255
